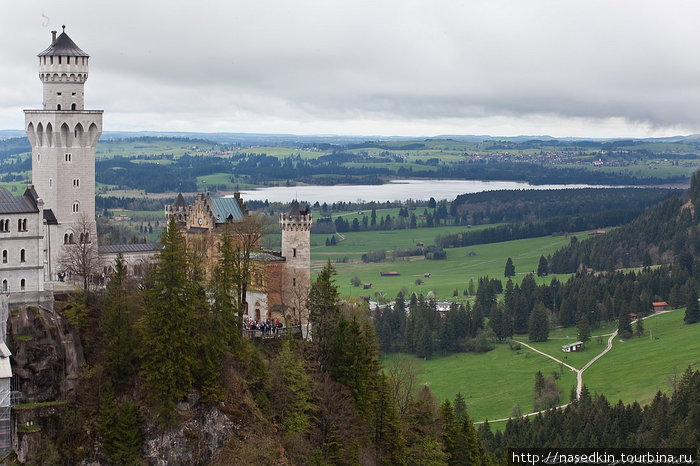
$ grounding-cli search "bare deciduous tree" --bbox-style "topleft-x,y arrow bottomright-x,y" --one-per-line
218,214 -> 273,324
61,213 -> 101,292
386,354 -> 419,416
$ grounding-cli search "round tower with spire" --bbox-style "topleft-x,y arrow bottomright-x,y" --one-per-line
24,26 -> 103,279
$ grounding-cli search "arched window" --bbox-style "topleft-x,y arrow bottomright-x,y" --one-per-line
23,219 -> 27,231
57,104 -> 61,110
20,249 -> 26,263
64,233 -> 69,244
69,233 -> 74,243
72,202 -> 79,213
1,280 -> 7,292
71,103 -> 76,111
2,250 -> 7,263
20,279 -> 25,291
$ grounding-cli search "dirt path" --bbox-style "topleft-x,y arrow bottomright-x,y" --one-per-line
479,310 -> 679,424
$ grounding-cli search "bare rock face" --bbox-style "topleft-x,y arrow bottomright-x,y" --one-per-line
8,305 -> 84,402
142,401 -> 238,465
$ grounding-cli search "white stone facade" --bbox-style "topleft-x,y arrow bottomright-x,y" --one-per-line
24,28 -> 102,280
0,189 -> 45,296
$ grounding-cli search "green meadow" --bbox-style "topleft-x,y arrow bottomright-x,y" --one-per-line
387,309 -> 700,424
583,309 -> 700,407
312,228 -> 582,301
386,343 -> 578,423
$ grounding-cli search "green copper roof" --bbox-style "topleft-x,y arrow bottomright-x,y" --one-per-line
210,197 -> 244,223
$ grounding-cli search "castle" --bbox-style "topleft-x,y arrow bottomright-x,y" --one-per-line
0,27 -> 312,324
165,192 -> 312,324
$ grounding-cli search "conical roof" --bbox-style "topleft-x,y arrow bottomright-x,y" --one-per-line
174,193 -> 187,208
38,28 -> 89,57
289,200 -> 309,216
289,200 -> 302,216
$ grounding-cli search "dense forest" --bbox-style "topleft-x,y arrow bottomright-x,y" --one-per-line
32,217 -> 700,464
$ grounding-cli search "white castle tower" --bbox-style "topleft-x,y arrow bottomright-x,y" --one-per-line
279,201 -> 312,324
24,26 -> 102,279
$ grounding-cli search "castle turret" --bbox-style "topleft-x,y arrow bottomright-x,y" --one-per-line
24,27 -> 102,279
279,201 -> 312,325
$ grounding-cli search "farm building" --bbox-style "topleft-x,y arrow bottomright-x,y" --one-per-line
652,301 -> 668,312
562,341 -> 583,353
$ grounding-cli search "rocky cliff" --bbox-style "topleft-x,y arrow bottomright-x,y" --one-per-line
8,304 -> 84,402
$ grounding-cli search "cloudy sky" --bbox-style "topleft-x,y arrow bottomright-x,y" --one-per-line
2,0 -> 699,138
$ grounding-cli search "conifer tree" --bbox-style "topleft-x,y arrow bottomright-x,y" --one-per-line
617,308 -> 633,339
101,253 -> 138,391
537,255 -> 549,277
635,315 -> 645,337
454,393 -> 467,421
576,312 -> 591,344
528,302 -> 550,342
684,287 -> 700,324
139,217 -> 197,423
308,261 -> 341,371
270,339 -> 313,433
504,257 -> 515,278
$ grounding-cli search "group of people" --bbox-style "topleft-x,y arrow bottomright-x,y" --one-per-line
243,317 -> 283,336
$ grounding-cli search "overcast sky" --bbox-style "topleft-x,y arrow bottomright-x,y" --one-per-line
2,0 -> 700,138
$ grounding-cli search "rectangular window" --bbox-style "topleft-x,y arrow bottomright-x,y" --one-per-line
65,153 -> 72,162
293,248 -> 297,258
73,179 -> 80,188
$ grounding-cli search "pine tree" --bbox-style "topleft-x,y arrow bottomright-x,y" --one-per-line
684,287 -> 700,324
635,315 -> 645,337
454,393 -> 467,421
528,302 -> 550,342
617,308 -> 633,339
504,257 -> 515,278
101,253 -> 138,392
139,217 -> 197,423
99,393 -> 142,464
576,312 -> 591,344
416,324 -> 433,359
537,255 -> 549,277
270,339 -> 313,433
308,261 -> 341,371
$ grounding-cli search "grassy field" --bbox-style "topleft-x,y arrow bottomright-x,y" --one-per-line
386,343 -> 578,423
583,309 -> 700,406
387,309 -> 700,425
314,229 -> 583,301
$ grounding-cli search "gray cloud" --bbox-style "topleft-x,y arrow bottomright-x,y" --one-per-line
2,0 -> 700,137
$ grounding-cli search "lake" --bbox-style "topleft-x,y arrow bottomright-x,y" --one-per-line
238,179 -> 617,204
